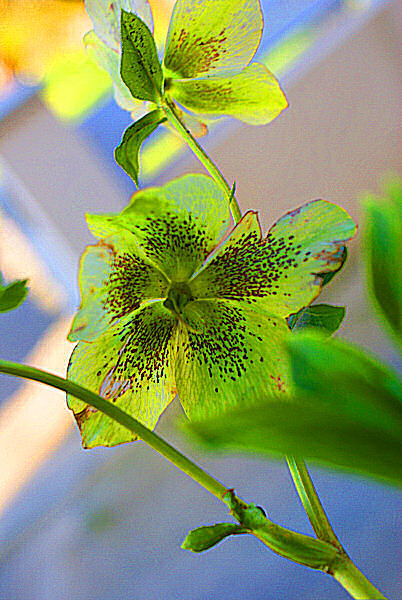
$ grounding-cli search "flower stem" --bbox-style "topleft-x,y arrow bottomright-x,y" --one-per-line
287,456 -> 342,550
0,362 -> 343,573
0,359 -> 226,502
333,557 -> 387,599
161,97 -> 242,224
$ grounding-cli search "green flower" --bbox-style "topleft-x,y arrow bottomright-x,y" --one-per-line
67,175 -> 356,448
84,0 -> 288,126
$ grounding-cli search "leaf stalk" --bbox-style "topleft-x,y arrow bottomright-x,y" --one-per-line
161,96 -> 242,224
287,456 -> 342,549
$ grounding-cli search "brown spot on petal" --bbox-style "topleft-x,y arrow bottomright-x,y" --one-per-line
270,374 -> 286,393
71,323 -> 87,334
75,405 -> 98,433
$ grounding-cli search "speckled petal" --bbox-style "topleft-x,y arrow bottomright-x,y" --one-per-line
85,0 -> 153,49
86,174 -> 231,281
169,64 -> 288,125
163,0 -> 263,79
68,230 -> 168,343
67,302 -> 178,448
176,299 -> 290,421
190,201 -> 357,317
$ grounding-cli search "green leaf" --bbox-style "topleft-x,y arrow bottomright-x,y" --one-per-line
115,110 -> 166,185
187,333 -> 402,486
120,10 -> 163,102
289,333 -> 401,430
0,278 -> 29,313
362,178 -> 401,339
169,63 -> 288,125
181,523 -> 247,553
288,304 -> 345,335
163,0 -> 263,79
188,401 -> 402,487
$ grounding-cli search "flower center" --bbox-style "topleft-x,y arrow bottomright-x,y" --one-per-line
163,281 -> 194,315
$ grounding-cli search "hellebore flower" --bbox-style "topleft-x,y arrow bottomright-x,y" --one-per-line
67,175 -> 356,448
84,0 -> 288,125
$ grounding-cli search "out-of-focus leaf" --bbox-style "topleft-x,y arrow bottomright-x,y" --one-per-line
181,523 -> 247,553
115,109 -> 166,185
0,277 -> 29,312
289,333 -> 401,432
362,178 -> 401,339
120,10 -> 163,102
288,304 -> 345,335
187,333 -> 402,486
188,401 -> 402,486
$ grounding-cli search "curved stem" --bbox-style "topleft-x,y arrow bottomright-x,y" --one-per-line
161,97 -> 242,224
0,362 -> 338,572
0,359 -> 226,502
287,456 -> 342,549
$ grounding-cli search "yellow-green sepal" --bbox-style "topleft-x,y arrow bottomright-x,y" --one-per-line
170,64 -> 288,125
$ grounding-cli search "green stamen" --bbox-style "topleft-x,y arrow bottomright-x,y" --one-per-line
163,281 -> 194,314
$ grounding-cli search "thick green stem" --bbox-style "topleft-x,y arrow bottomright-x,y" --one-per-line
333,558 -> 387,599
161,97 -> 242,224
287,456 -> 342,549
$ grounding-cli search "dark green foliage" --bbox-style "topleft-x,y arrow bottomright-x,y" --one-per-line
288,304 -> 345,335
187,332 -> 402,486
115,110 -> 166,185
363,178 -> 401,340
0,276 -> 29,313
120,10 -> 163,102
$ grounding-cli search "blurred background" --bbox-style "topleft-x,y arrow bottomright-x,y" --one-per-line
0,1 -> 401,598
